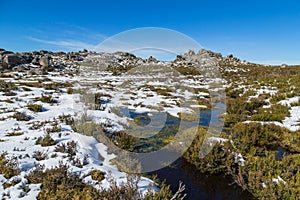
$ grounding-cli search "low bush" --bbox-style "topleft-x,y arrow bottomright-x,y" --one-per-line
86,169 -> 105,181
36,95 -> 56,104
67,87 -> 73,94
251,113 -> 286,122
36,134 -> 56,147
55,141 -> 78,157
33,150 -> 47,161
0,80 -> 17,92
58,114 -> 74,125
43,82 -> 72,90
28,104 -> 43,112
46,124 -> 61,133
13,112 -> 31,121
175,65 -> 201,75
25,163 -> 182,200
251,104 -> 290,122
0,154 -> 19,179
3,177 -> 21,189
232,122 -> 287,154
6,131 -> 24,137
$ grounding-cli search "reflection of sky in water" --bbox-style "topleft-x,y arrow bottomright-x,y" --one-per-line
147,158 -> 254,200
120,104 -> 225,129
119,104 -> 225,152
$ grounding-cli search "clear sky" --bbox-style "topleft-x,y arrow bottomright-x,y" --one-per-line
0,0 -> 299,64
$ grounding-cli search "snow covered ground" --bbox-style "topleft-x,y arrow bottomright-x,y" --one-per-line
0,70 -> 161,199
0,57 -> 220,198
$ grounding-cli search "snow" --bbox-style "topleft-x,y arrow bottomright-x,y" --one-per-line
245,92 -> 300,131
272,176 -> 286,185
234,153 -> 246,167
208,136 -> 229,144
190,105 -> 207,109
279,96 -> 299,106
0,75 -> 155,199
243,101 -> 300,132
282,106 -> 300,131
260,173 -> 287,188
248,88 -> 277,100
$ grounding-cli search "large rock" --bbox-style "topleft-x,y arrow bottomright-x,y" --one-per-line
0,49 -> 13,56
187,49 -> 195,56
39,56 -> 50,67
227,54 -> 234,59
31,56 -> 40,65
175,55 -> 185,62
3,54 -> 26,68
146,56 -> 158,63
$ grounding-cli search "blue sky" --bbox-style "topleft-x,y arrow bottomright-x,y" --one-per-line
0,0 -> 299,64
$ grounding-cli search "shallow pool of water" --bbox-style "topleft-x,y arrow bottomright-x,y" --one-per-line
148,158 -> 254,200
121,106 -> 254,199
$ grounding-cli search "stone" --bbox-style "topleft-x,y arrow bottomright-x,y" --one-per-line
31,57 -> 40,65
227,54 -> 234,58
175,55 -> 185,62
281,64 -> 287,69
23,55 -> 33,63
146,56 -> 158,63
39,56 -> 50,67
39,50 -> 48,54
187,49 -> 195,56
3,54 -> 25,68
0,50 -> 14,56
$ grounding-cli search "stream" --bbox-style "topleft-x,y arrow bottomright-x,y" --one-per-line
148,158 -> 254,200
121,106 -> 255,199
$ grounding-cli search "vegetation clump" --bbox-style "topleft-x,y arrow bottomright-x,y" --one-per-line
86,169 -> 106,181
28,103 -> 43,112
25,163 -> 183,200
0,154 -> 19,179
0,80 -> 17,92
6,131 -> 24,137
36,134 -> 56,147
13,112 -> 31,121
33,150 -> 47,161
55,141 -> 78,158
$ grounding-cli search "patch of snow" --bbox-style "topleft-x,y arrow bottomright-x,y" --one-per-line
282,106 -> 300,131
234,153 -> 246,166
279,96 -> 299,106
272,176 -> 286,185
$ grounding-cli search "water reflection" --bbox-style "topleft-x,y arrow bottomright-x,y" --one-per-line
120,106 -> 254,199
148,158 -> 254,200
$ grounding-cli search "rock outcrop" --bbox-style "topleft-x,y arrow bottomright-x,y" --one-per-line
3,54 -> 26,68
0,47 -> 257,73
39,56 -> 51,67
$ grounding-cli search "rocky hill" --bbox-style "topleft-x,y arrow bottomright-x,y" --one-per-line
0,48 -> 256,74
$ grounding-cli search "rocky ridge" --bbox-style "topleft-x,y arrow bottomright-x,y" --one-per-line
0,48 -> 256,74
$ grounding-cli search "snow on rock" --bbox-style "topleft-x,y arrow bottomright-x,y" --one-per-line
234,153 -> 246,167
